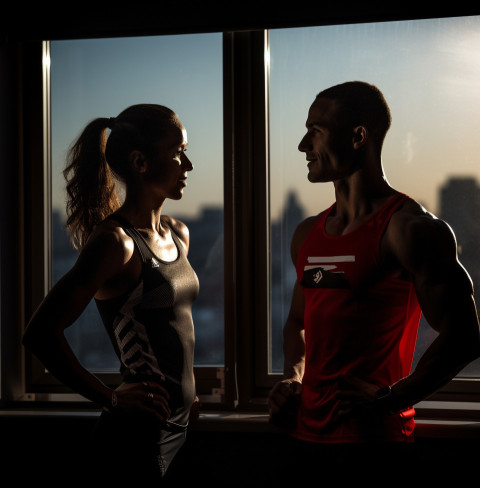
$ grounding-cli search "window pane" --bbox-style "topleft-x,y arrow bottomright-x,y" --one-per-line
50,34 -> 224,371
269,16 -> 480,376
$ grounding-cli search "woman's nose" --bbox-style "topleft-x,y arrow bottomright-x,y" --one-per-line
182,153 -> 193,171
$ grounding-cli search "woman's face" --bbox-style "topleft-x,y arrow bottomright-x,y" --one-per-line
145,122 -> 193,201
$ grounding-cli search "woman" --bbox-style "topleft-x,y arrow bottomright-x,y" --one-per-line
23,104 -> 199,482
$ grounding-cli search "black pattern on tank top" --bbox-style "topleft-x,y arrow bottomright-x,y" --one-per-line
95,214 -> 199,413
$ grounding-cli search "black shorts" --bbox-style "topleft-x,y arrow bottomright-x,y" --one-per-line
90,410 -> 187,483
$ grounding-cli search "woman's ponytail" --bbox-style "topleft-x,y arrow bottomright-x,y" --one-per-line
63,118 -> 121,249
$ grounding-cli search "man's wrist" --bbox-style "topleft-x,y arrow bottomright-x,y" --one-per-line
375,385 -> 401,414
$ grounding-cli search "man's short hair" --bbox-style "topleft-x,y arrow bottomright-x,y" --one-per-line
316,81 -> 392,141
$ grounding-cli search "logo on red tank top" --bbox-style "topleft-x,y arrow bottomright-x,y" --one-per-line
300,255 -> 354,289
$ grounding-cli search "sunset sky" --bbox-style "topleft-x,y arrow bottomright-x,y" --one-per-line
50,15 -> 480,221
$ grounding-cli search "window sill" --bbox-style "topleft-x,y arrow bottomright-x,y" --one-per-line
1,400 -> 480,438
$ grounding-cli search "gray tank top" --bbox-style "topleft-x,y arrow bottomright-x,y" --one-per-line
95,214 -> 199,423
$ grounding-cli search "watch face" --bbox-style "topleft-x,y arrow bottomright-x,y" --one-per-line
375,386 -> 392,400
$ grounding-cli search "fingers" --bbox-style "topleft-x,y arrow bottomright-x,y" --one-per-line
334,375 -> 380,419
189,396 -> 201,423
334,400 -> 354,419
143,380 -> 171,399
114,380 -> 172,420
335,387 -> 363,401
267,382 -> 289,414
268,380 -> 302,416
268,381 -> 301,430
142,381 -> 171,418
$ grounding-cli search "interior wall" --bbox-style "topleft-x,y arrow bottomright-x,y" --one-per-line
2,416 -> 477,485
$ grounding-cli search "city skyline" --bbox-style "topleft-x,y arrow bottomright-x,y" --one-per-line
52,173 -> 480,376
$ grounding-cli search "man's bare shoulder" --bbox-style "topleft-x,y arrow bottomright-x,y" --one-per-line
290,212 -> 325,262
386,197 -> 458,272
389,198 -> 452,240
293,214 -> 322,240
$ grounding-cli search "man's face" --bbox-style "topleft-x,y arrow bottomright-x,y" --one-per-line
298,97 -> 355,183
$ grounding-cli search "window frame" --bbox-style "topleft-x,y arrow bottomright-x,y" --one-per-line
6,15 -> 480,416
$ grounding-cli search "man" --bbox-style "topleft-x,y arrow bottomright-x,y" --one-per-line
267,81 -> 480,478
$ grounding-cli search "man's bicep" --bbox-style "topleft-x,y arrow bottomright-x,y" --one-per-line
402,218 -> 475,330
283,280 -> 306,380
285,280 -> 305,330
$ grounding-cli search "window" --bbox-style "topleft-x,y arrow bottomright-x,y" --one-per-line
26,34 -> 226,399
20,14 -> 480,408
268,16 -> 480,387
49,34 -> 224,371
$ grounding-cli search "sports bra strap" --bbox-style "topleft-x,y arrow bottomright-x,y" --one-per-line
106,213 -> 180,264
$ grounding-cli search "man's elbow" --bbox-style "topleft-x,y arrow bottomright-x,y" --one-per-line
459,323 -> 480,365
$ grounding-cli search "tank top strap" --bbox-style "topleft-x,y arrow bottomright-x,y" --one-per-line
376,192 -> 408,220
314,203 -> 336,230
105,213 -> 152,263
167,224 -> 185,256
373,193 -> 408,232
106,213 -> 183,264
371,193 -> 409,252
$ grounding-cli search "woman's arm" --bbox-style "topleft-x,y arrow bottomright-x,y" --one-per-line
23,225 -> 171,419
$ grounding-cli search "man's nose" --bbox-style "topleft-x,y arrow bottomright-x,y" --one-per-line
298,134 -> 310,152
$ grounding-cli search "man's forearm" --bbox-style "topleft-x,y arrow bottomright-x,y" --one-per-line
388,327 -> 480,412
283,323 -> 305,382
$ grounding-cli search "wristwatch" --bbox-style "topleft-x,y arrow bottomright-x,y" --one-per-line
375,385 -> 392,401
375,385 -> 396,414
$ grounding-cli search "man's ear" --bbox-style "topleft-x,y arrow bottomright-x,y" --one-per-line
352,126 -> 368,149
130,150 -> 147,173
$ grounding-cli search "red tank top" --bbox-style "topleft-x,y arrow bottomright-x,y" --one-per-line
293,193 -> 421,443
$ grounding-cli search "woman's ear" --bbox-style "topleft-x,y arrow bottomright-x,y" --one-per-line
129,150 -> 147,173
352,125 -> 368,149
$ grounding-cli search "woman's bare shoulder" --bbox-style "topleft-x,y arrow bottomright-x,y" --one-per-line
81,218 -> 136,265
162,214 -> 190,249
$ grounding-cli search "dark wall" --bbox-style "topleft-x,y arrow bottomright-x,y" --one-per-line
2,415 -> 478,485
2,4 -> 480,486
4,3 -> 480,42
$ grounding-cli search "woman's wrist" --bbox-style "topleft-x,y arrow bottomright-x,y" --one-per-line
102,389 -> 118,412
111,389 -> 118,408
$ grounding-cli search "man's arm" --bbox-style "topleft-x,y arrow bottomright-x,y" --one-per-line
267,218 -> 315,424
267,280 -> 305,426
336,207 -> 480,417
283,280 -> 306,383
383,211 -> 480,411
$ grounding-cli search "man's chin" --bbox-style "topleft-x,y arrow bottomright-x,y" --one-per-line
307,173 -> 322,183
